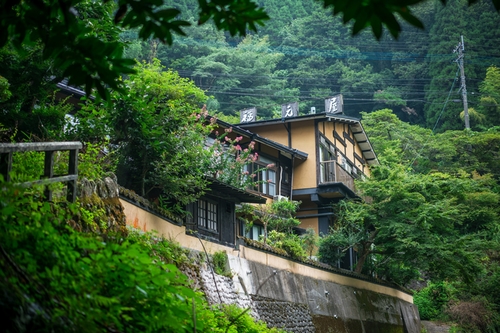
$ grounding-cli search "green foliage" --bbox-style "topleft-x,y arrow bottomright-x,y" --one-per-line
318,224 -> 360,265
267,200 -> 301,234
424,0 -> 500,132
77,195 -> 109,232
373,86 -> 407,107
0,83 -> 73,142
77,142 -> 117,181
0,0 -> 269,100
207,129 -> 265,190
0,181 -> 286,332
359,107 -> 500,323
238,201 -> 305,259
302,228 -> 318,259
0,45 -> 60,141
197,304 -> 285,333
413,282 -> 457,320
197,0 -> 269,37
362,109 -> 500,179
265,230 -> 307,260
321,0 -> 424,39
0,182 -> 202,332
127,228 -> 192,266
256,200 -> 301,244
212,250 -> 230,276
0,75 -> 11,102
322,156 -> 499,284
75,60 -> 213,209
236,203 -> 260,233
478,66 -> 500,128
186,35 -> 286,118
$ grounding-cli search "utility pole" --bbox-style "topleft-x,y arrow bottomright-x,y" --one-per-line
454,35 -> 470,129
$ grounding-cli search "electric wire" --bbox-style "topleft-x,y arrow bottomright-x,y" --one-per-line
407,68 -> 460,169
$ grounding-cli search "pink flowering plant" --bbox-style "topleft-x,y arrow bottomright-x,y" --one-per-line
206,127 -> 268,190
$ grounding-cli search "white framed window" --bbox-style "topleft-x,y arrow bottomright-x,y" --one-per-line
244,155 -> 277,196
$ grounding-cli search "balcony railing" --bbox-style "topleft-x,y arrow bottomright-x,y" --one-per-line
319,160 -> 355,193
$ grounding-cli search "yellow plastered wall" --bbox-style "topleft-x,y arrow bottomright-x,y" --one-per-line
243,121 -> 317,190
121,199 -> 235,254
246,124 -> 288,146
289,120 -> 317,189
296,216 -> 318,235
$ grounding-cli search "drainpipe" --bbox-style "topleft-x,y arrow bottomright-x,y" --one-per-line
279,165 -> 283,196
283,122 -> 291,148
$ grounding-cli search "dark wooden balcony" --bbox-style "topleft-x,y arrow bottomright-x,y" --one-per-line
319,160 -> 356,193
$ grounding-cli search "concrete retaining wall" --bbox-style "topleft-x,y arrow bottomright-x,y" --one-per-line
121,199 -> 421,333
224,255 -> 420,333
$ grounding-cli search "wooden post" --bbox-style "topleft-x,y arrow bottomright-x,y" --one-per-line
43,151 -> 55,201
0,152 -> 12,182
67,148 -> 79,202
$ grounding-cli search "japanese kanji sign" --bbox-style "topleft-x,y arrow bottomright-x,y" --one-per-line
325,95 -> 343,114
240,107 -> 257,123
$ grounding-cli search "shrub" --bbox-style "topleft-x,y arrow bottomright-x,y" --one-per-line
197,304 -> 285,333
212,250 -> 231,277
317,232 -> 349,266
447,298 -> 500,333
302,228 -> 318,259
266,230 -> 307,260
0,181 -> 285,332
0,182 -> 199,332
413,281 -> 457,320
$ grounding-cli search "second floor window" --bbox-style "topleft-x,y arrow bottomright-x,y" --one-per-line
244,155 -> 277,196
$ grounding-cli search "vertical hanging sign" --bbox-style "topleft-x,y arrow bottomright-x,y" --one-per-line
281,102 -> 298,118
240,107 -> 257,123
325,95 -> 343,114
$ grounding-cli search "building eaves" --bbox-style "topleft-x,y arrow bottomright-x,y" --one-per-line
206,177 -> 266,204
236,112 -> 379,166
56,79 -> 88,99
213,117 -> 308,161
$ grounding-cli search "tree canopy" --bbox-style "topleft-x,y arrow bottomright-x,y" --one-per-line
2,0 -> 499,101
319,109 -> 500,294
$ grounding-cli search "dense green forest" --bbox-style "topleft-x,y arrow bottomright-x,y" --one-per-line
1,0 -> 500,332
122,0 -> 500,131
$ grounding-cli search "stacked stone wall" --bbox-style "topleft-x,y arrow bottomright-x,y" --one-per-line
251,295 -> 315,333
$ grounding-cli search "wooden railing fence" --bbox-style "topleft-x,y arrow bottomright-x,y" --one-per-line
0,142 -> 82,202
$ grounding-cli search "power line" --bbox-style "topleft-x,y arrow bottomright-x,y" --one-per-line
407,68 -> 460,168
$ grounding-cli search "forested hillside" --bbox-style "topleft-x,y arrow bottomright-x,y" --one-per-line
123,0 -> 500,130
